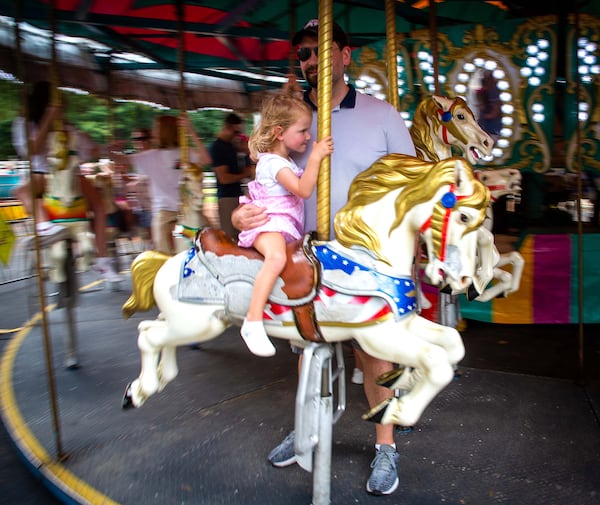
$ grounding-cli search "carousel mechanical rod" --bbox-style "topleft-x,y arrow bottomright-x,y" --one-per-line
14,0 -> 66,459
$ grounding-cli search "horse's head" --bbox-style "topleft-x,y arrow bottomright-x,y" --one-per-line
411,95 -> 494,165
418,158 -> 490,293
334,155 -> 489,293
474,167 -> 522,202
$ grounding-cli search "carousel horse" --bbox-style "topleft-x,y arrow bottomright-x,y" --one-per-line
411,94 -> 524,301
172,162 -> 207,252
121,154 -> 490,428
472,167 -> 524,301
42,129 -> 95,284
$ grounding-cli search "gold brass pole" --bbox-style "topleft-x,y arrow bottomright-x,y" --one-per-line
316,0 -> 333,241
385,0 -> 399,111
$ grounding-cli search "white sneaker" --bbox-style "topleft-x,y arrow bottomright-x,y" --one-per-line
240,319 -> 276,357
352,368 -> 364,385
94,257 -> 122,283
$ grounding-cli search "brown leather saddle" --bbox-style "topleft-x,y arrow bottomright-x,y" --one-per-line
197,227 -> 324,342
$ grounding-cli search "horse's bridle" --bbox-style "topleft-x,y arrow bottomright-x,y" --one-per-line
419,183 -> 467,262
437,100 -> 469,146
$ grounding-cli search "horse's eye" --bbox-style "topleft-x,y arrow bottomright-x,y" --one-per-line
460,213 -> 469,223
457,113 -> 465,120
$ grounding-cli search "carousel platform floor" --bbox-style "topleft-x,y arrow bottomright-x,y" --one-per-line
1,269 -> 600,505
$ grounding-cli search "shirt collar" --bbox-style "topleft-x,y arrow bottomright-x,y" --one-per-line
303,84 -> 357,111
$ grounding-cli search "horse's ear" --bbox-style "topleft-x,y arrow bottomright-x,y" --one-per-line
432,95 -> 450,111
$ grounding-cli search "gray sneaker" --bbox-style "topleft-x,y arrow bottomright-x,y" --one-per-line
366,444 -> 399,495
267,430 -> 296,467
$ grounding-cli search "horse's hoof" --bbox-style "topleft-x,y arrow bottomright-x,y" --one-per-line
122,383 -> 135,409
375,368 -> 406,388
361,398 -> 393,424
466,284 -> 480,301
65,358 -> 80,370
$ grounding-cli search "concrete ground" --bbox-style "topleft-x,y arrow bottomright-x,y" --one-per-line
1,263 -> 600,505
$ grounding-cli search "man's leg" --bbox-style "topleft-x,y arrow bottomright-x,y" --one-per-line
80,176 -> 109,257
152,209 -> 178,255
80,176 -> 121,282
357,349 -> 400,496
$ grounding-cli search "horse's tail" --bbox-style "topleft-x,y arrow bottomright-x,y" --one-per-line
122,250 -> 171,319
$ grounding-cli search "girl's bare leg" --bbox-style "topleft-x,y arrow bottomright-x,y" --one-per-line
240,232 -> 286,357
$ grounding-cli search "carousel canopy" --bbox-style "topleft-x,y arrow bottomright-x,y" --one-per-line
0,1 -> 597,110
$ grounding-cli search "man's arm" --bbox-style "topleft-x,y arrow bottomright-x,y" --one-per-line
231,202 -> 269,232
213,164 -> 252,184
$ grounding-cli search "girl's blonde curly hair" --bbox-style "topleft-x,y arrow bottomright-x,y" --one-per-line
248,93 -> 312,161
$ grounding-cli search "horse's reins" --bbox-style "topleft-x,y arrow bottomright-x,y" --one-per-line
419,183 -> 467,262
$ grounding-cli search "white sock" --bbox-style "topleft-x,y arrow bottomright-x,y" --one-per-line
375,443 -> 396,451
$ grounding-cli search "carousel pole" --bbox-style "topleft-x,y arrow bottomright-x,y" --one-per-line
573,6 -> 585,383
311,3 -> 333,504
14,0 -> 65,459
173,0 -> 204,252
315,0 -> 333,242
288,1 -> 297,79
385,0 -> 399,111
176,0 -> 189,168
429,0 -> 441,95
426,0 -> 459,327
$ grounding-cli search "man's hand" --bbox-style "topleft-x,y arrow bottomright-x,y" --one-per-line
231,203 -> 269,232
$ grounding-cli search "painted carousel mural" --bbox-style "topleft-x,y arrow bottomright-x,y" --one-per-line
348,13 -> 600,324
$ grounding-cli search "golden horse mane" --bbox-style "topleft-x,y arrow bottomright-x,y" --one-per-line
334,154 -> 489,265
410,96 -> 471,162
122,251 -> 171,319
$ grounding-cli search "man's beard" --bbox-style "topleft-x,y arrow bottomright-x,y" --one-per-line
305,65 -> 318,89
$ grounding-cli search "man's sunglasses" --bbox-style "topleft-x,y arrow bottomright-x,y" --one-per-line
297,47 -> 318,62
132,135 -> 150,141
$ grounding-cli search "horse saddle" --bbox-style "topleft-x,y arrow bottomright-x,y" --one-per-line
195,227 -> 324,342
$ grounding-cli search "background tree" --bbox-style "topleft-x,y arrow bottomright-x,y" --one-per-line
0,79 -> 245,161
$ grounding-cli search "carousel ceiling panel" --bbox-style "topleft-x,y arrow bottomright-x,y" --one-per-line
0,1 -> 597,106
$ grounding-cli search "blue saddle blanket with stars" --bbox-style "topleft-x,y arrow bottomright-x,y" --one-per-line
313,243 -> 417,321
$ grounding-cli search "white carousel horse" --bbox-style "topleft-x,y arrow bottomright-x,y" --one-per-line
172,162 -> 207,252
411,95 -> 524,301
121,154 -> 490,428
42,129 -> 95,284
473,167 -> 524,301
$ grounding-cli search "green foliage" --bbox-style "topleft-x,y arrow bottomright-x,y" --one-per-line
0,79 -> 233,160
0,119 -> 18,159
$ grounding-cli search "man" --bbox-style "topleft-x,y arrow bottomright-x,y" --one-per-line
210,112 -> 254,240
232,19 -> 416,496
